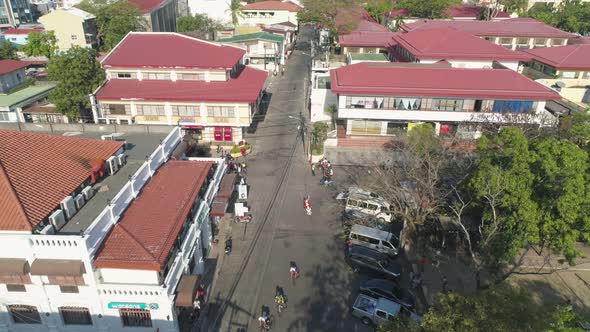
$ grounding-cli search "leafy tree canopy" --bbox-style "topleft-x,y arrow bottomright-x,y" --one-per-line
0,41 -> 18,60
47,47 -> 105,119
527,0 -> 590,35
298,0 -> 359,33
176,13 -> 223,38
396,0 -> 461,19
21,31 -> 57,58
364,0 -> 395,24
77,0 -> 143,51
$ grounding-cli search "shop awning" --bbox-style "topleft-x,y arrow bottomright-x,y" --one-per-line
209,199 -> 229,217
30,259 -> 85,276
175,274 -> 201,307
217,173 -> 237,199
0,258 -> 29,275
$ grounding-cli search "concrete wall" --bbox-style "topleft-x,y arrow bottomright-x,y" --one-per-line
0,121 -> 176,134
39,10 -> 91,51
0,68 -> 25,93
98,268 -> 159,285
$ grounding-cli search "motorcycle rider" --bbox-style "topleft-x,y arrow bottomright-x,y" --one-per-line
303,196 -> 311,215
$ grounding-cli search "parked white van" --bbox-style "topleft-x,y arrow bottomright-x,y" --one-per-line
349,224 -> 400,256
337,187 -> 393,222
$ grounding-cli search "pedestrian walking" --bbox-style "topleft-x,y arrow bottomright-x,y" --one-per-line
311,163 -> 316,176
281,66 -> 285,76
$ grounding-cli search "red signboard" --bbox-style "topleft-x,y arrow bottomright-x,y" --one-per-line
214,127 -> 223,141
223,127 -> 233,141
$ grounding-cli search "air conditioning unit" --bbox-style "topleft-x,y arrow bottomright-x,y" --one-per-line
74,194 -> 85,210
40,224 -> 55,235
117,154 -> 127,167
101,134 -> 114,140
82,186 -> 94,200
49,210 -> 66,230
106,156 -> 119,175
60,196 -> 77,219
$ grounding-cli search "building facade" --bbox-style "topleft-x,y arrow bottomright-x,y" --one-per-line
0,127 -> 229,332
128,0 -> 176,32
0,28 -> 43,45
38,8 -> 97,51
400,18 -> 573,50
91,32 -> 267,144
240,0 -> 300,27
0,0 -> 33,28
521,44 -> 590,79
219,32 -> 285,66
330,63 -> 560,138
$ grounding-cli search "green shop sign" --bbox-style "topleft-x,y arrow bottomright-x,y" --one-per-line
107,302 -> 159,310
197,203 -> 210,225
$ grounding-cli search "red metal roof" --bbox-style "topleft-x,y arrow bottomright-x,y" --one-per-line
339,31 -> 396,47
0,60 -> 27,75
393,28 -> 529,61
101,32 -> 246,70
520,44 -> 590,70
242,0 -> 300,12
402,18 -> 574,38
1,28 -> 44,35
387,5 -> 509,19
94,160 -> 212,270
330,63 -> 559,100
126,0 -> 169,13
96,66 -> 267,103
0,130 -> 123,231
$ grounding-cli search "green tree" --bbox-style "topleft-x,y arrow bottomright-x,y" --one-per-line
311,121 -> 329,154
298,0 -> 359,33
396,0 -> 461,19
47,47 -> 105,119
548,305 -> 585,332
527,1 -> 590,35
78,0 -> 142,51
21,31 -> 58,58
364,0 -> 395,24
501,0 -> 528,13
176,13 -> 222,38
227,0 -> 243,27
419,285 -> 552,332
0,41 -> 18,60
559,112 -> 590,151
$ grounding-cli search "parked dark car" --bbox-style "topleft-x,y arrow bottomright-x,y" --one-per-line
347,245 -> 401,279
360,279 -> 415,308
342,209 -> 390,232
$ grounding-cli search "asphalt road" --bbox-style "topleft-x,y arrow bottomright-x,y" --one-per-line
205,25 -> 372,332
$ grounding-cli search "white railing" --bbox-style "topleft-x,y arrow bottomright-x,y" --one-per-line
84,127 -> 182,258
164,253 -> 184,296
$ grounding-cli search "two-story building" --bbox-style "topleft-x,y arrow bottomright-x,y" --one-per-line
240,0 -> 300,27
0,127 -> 229,332
128,0 -> 176,32
38,7 -> 97,51
336,8 -> 394,56
0,60 -> 61,123
0,28 -> 44,46
520,44 -> 590,79
389,27 -> 530,71
400,18 -> 574,50
91,32 -> 267,144
330,62 -> 560,138
219,32 -> 285,67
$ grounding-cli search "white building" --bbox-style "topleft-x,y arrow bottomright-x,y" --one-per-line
0,127 -> 231,332
186,0 -> 230,24
329,62 -> 560,138
239,0 -> 300,27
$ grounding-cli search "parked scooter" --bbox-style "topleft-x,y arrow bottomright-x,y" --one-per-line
225,237 -> 232,255
304,196 -> 312,216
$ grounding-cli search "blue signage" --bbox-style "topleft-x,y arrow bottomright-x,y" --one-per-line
107,302 -> 159,310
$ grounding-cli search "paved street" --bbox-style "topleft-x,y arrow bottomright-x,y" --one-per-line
200,25 -> 372,332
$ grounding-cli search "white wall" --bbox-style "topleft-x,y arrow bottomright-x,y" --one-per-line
187,0 -> 231,23
240,10 -> 297,26
311,74 -> 336,123
98,268 -> 160,285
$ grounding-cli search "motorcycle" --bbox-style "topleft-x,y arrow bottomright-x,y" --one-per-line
304,199 -> 312,216
224,237 -> 232,255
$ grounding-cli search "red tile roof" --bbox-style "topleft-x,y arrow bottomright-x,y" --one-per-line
387,5 -> 509,19
242,0 -> 300,12
393,28 -> 529,61
0,60 -> 27,75
339,31 -> 396,47
101,32 -> 246,70
126,0 -> 169,13
402,18 -> 574,38
520,44 -> 590,70
0,131 -> 123,231
330,63 -> 559,100
95,66 -> 267,103
1,28 -> 44,35
94,160 -> 213,270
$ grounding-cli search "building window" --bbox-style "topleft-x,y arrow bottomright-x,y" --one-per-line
60,285 -> 79,293
120,308 -> 152,327
561,71 -> 576,79
144,72 -> 171,80
207,106 -> 235,118
8,305 -> 42,324
551,38 -> 564,46
492,100 -> 533,113
171,105 -> 198,117
0,112 -> 11,121
71,35 -> 77,40
136,104 -> 166,116
499,37 -> 512,45
179,73 -> 205,80
345,96 -> 421,110
101,104 -> 130,116
6,284 -> 26,292
350,120 -> 382,135
542,65 -> 556,76
534,38 -> 547,46
60,307 -> 92,325
432,99 -> 464,111
116,72 -> 136,79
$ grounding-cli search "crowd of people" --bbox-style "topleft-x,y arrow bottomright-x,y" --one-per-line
312,157 -> 334,186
